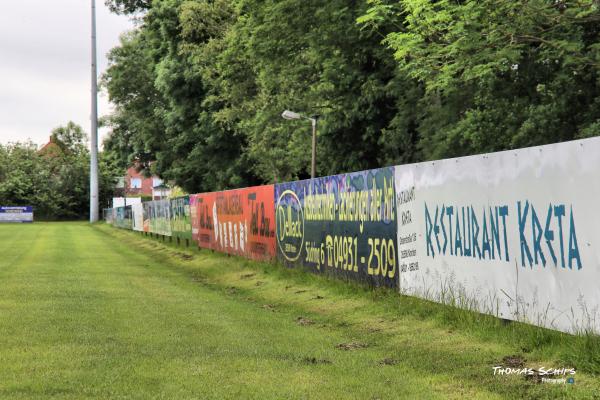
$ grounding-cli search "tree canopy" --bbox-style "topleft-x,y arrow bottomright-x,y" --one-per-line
102,0 -> 600,191
0,122 -> 119,220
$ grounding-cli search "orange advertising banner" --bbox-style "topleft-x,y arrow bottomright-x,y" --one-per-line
192,186 -> 276,261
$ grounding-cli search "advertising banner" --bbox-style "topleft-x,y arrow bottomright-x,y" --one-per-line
275,167 -> 397,287
194,186 -> 276,260
143,202 -> 151,232
148,199 -> 172,236
190,194 -> 200,243
194,192 -> 216,248
115,206 -> 132,230
103,208 -> 114,224
396,137 -> 600,334
170,196 -> 192,240
0,206 -> 33,223
131,203 -> 144,232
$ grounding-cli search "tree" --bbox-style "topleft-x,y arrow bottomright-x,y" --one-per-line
105,0 -> 151,14
51,121 -> 88,155
103,0 -> 600,189
103,0 -> 420,187
102,29 -> 166,175
211,0 -> 424,181
359,0 -> 600,159
103,0 -> 259,192
0,123 -> 119,220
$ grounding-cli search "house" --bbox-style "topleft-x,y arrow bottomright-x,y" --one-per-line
120,166 -> 171,200
38,136 -> 63,157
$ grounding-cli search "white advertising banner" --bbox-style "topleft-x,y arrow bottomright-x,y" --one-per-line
396,137 -> 600,334
112,197 -> 142,208
132,203 -> 144,232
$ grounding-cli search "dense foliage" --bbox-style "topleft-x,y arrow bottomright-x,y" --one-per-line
103,0 -> 600,192
0,122 -> 119,220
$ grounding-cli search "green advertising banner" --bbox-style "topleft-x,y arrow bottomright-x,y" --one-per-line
170,196 -> 192,240
149,200 -> 172,236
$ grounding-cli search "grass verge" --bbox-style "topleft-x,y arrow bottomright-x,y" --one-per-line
0,222 -> 597,399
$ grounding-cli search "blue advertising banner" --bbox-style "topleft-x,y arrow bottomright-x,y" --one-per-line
0,206 -> 34,223
275,167 -> 397,287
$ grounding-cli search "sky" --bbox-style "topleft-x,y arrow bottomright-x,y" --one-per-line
0,0 -> 135,148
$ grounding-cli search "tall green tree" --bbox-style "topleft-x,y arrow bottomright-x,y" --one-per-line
103,0 -> 420,187
211,0 -> 419,182
103,0 -> 600,190
103,0 -> 258,192
0,123 -> 119,219
359,0 -> 600,159
103,29 -> 166,174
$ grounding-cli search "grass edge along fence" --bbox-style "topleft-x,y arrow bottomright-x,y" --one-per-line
104,136 -> 600,335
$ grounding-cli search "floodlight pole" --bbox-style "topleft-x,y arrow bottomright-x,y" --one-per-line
90,0 -> 99,222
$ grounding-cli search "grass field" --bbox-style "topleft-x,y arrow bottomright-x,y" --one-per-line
0,222 -> 598,399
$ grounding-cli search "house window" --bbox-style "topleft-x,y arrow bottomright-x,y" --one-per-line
152,177 -> 163,187
130,178 -> 142,189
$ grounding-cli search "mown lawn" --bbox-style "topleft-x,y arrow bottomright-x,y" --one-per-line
0,222 -> 597,399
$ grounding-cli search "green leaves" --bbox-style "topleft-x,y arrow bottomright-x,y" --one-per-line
103,0 -> 417,187
105,0 -> 151,15
359,0 -> 600,159
101,0 -> 600,191
0,123 -> 117,219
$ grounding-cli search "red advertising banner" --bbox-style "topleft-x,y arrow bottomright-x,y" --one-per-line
192,186 -> 276,261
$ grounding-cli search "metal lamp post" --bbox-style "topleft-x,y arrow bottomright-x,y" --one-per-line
281,110 -> 318,179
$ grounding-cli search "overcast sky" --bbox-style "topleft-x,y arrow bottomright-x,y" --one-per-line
0,1 -> 134,147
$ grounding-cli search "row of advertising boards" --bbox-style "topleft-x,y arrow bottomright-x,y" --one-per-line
106,137 -> 600,335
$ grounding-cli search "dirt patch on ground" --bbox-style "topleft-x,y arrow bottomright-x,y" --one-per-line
524,370 -> 544,384
240,273 -> 256,280
190,276 -> 207,284
378,358 -> 398,366
336,342 -> 369,351
502,355 -> 525,368
262,304 -> 276,312
296,317 -> 314,326
172,252 -> 193,260
302,357 -> 332,365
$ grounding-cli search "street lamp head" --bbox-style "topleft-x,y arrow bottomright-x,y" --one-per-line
281,109 -> 318,179
282,110 -> 302,120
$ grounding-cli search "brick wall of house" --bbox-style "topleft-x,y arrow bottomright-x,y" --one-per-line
123,166 -> 154,197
